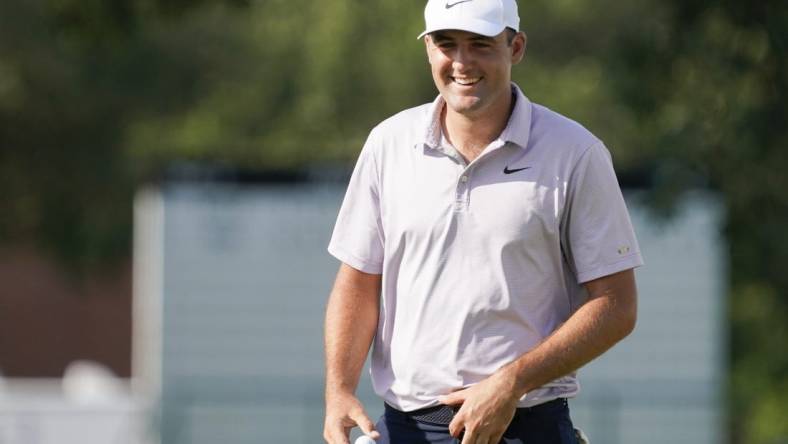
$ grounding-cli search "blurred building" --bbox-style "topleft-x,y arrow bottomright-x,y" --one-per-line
0,164 -> 728,444
132,171 -> 727,444
0,247 -> 131,378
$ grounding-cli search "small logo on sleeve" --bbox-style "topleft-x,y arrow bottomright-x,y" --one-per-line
617,246 -> 631,255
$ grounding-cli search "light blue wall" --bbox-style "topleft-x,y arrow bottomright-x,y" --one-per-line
140,184 -> 725,444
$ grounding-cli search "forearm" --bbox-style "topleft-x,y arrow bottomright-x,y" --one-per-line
324,264 -> 381,398
504,270 -> 638,397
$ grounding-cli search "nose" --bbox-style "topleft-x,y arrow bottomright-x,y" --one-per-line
451,45 -> 473,71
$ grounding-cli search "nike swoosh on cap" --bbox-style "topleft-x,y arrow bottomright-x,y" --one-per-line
445,0 -> 473,9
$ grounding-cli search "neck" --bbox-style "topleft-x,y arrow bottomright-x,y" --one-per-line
442,89 -> 514,162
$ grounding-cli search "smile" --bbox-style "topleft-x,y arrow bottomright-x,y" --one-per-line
451,76 -> 482,86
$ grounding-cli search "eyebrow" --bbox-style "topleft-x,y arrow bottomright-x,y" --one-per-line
429,32 -> 453,43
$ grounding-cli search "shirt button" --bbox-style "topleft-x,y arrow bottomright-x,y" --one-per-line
460,176 -> 468,183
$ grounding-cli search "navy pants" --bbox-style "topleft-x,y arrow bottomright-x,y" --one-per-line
376,399 -> 579,444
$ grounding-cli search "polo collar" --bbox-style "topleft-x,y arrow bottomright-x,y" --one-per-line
421,83 -> 533,152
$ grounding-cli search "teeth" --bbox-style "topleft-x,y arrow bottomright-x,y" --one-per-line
453,77 -> 481,85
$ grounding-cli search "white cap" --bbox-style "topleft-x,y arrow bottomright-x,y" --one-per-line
418,0 -> 520,39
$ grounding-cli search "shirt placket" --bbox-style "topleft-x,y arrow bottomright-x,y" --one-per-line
452,140 -> 508,212
455,168 -> 471,211
439,147 -> 471,212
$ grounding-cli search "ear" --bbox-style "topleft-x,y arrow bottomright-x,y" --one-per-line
511,32 -> 527,64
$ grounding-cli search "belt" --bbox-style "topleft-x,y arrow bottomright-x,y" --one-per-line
386,398 -> 568,426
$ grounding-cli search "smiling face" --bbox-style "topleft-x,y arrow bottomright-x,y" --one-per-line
425,29 -> 525,119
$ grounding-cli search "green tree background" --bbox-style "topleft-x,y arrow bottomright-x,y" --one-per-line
1,0 -> 785,442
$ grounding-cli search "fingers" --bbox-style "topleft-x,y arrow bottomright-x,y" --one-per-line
459,428 -> 470,444
439,389 -> 468,406
323,409 -> 379,444
322,415 -> 350,444
448,410 -> 464,438
459,425 -> 484,444
324,394 -> 378,444
322,420 -> 350,444
463,433 -> 496,444
350,410 -> 381,440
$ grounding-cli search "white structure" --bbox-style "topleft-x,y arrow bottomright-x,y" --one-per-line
570,192 -> 727,444
0,364 -> 150,444
133,182 -> 726,444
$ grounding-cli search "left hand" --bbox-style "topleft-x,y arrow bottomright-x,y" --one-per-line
439,369 -> 520,444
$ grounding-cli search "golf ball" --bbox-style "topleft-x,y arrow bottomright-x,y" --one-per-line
354,436 -> 377,444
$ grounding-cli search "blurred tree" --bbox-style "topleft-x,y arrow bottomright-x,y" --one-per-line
594,2 -> 787,442
124,0 -> 429,168
0,0 -> 245,269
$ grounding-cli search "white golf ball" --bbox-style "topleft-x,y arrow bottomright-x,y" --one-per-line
354,436 -> 377,444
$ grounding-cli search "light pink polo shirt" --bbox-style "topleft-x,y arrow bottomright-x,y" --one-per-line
328,83 -> 643,411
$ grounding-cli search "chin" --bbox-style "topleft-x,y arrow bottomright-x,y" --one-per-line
446,97 -> 484,115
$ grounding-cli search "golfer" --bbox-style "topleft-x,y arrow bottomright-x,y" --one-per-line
324,0 -> 643,443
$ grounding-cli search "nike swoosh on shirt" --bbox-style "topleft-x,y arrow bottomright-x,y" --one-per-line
445,0 -> 473,9
503,166 -> 531,174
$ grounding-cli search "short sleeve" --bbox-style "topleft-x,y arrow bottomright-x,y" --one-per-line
327,130 -> 385,274
561,143 -> 644,283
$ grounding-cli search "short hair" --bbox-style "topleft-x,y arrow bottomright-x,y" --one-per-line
505,27 -> 517,46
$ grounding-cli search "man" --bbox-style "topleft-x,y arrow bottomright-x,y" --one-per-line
323,0 -> 643,443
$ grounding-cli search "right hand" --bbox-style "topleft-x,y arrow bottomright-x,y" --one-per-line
323,392 -> 380,444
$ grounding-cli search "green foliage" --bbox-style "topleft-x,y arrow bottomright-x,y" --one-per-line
604,4 -> 788,443
1,0 -> 787,441
121,1 -> 430,169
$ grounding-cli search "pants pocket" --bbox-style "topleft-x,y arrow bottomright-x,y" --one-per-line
502,402 -> 579,444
